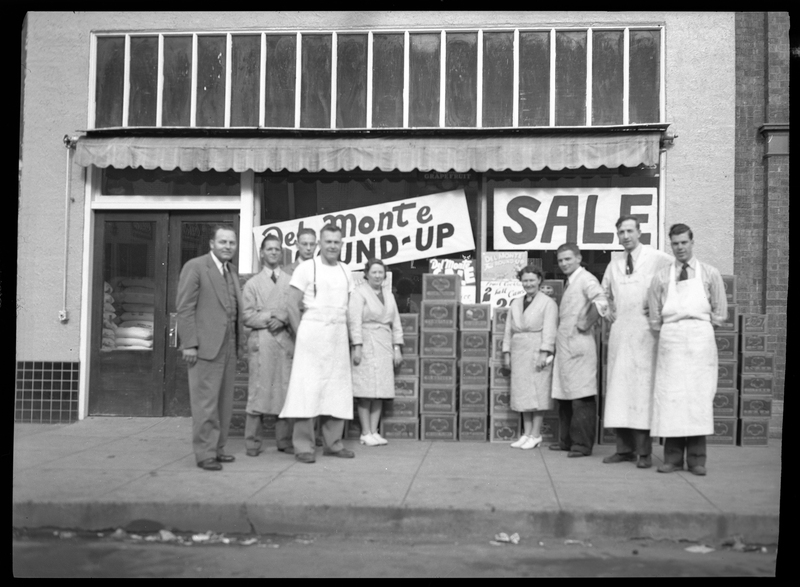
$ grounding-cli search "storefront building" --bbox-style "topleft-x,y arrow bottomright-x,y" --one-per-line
17,12 -> 788,437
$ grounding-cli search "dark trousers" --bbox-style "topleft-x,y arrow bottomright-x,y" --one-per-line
187,335 -> 236,464
245,414 -> 294,451
292,416 -> 345,455
615,428 -> 653,457
555,396 -> 596,455
663,436 -> 707,468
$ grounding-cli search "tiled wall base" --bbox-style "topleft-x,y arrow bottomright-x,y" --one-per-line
16,361 -> 79,423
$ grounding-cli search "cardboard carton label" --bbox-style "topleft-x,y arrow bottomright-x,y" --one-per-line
459,387 -> 488,412
422,414 -> 457,439
492,308 -> 510,334
490,388 -> 512,412
714,332 -> 737,358
421,329 -> 457,357
740,374 -> 774,395
399,313 -> 419,334
741,353 -> 775,374
490,414 -> 521,442
459,413 -> 488,440
384,398 -> 419,418
421,387 -> 457,412
393,377 -> 419,398
740,397 -> 772,418
460,358 -> 490,386
740,313 -> 768,333
739,419 -> 769,445
709,418 -> 736,445
717,362 -> 737,388
491,336 -> 505,361
461,304 -> 491,330
395,358 -> 419,378
742,334 -> 767,353
490,362 -> 512,388
421,300 -> 458,329
423,274 -> 461,300
420,358 -> 457,386
381,418 -> 419,439
713,390 -> 737,417
460,331 -> 490,356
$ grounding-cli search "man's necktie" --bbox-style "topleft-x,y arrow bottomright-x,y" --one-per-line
679,263 -> 689,281
626,253 -> 634,275
271,271 -> 277,283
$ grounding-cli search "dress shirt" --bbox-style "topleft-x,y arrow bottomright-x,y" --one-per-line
210,252 -> 226,275
647,257 -> 727,330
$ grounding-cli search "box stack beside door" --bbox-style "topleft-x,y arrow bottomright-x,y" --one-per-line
738,312 -> 772,446
458,304 -> 491,441
418,274 -> 460,441
710,275 -> 739,446
378,312 -> 421,440
488,307 -> 521,443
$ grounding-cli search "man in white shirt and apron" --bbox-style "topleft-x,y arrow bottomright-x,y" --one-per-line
648,224 -> 727,476
601,216 -> 672,469
551,243 -> 609,458
280,224 -> 355,464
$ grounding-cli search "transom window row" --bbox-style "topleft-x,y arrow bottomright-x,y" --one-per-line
92,28 -> 662,130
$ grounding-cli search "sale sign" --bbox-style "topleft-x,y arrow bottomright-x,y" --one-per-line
493,187 -> 659,250
254,191 -> 475,272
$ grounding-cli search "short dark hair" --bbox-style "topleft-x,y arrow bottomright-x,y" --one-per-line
364,258 -> 387,274
669,223 -> 693,240
615,215 -> 641,230
297,227 -> 317,240
210,224 -> 236,240
517,264 -> 544,282
556,243 -> 581,257
320,223 -> 343,238
260,233 -> 281,251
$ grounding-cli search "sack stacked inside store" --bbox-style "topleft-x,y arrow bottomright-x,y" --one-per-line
101,277 -> 155,351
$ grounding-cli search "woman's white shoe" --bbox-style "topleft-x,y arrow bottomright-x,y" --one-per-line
520,435 -> 543,450
510,435 -> 529,448
360,433 -> 380,446
372,432 -> 389,446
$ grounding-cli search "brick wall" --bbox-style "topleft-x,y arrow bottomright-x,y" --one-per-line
734,11 -> 789,438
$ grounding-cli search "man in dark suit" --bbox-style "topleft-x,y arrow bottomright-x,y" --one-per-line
176,224 -> 244,471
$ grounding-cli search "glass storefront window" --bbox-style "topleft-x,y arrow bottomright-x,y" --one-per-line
101,167 -> 241,196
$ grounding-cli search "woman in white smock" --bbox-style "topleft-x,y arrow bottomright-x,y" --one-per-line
502,265 -> 558,450
348,258 -> 404,446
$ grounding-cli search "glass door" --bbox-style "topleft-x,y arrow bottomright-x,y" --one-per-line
163,212 -> 240,416
89,211 -> 240,416
90,213 -> 168,416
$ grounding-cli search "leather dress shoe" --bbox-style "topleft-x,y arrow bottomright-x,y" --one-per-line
636,455 -> 652,469
215,454 -> 236,463
278,446 -> 295,455
295,452 -> 316,464
549,443 -> 569,451
603,453 -> 636,464
567,451 -> 589,458
323,448 -> 355,458
688,465 -> 707,476
657,463 -> 683,473
246,448 -> 262,457
197,458 -> 222,471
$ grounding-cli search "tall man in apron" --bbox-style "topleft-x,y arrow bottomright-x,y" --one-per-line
551,243 -> 609,458
280,224 -> 355,464
601,216 -> 672,469
648,224 -> 727,476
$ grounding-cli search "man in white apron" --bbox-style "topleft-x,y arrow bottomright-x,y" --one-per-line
280,224 -> 355,464
551,243 -> 609,458
601,216 -> 672,469
648,224 -> 727,476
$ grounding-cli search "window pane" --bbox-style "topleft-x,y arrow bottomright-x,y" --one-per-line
592,30 -> 623,126
231,35 -> 260,127
129,36 -> 158,127
409,34 -> 440,127
162,36 -> 192,127
265,35 -> 296,127
301,34 -> 332,128
482,32 -> 513,127
445,32 -> 477,127
555,31 -> 587,126
196,35 -> 226,127
102,168 -> 240,196
95,36 -> 125,128
372,34 -> 404,128
629,30 -> 660,123
519,32 -> 550,127
336,34 -> 367,128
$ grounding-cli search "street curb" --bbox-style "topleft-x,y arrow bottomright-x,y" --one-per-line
13,501 -> 781,544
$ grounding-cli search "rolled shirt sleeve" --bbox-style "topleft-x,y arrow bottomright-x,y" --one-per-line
705,264 -> 728,327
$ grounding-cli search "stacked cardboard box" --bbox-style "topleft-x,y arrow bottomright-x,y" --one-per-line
380,312 -> 421,440
458,304 -> 491,441
598,318 -> 614,445
738,313 -> 772,446
419,274 -> 460,441
488,307 -> 521,443
710,275 -> 739,445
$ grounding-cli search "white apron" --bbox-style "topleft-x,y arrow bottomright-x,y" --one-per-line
602,249 -> 666,429
650,263 -> 717,437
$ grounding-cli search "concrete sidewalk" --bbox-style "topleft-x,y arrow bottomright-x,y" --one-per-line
13,417 -> 783,543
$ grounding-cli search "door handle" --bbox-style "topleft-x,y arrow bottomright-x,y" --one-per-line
168,313 -> 178,348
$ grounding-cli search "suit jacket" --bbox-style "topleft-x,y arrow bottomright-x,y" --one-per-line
176,253 -> 244,361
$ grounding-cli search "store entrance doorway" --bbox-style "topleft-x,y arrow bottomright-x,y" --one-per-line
89,211 -> 239,416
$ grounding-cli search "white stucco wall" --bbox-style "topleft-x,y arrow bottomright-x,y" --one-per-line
17,11 -> 735,360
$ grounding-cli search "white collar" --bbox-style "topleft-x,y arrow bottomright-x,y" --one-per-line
626,243 -> 644,262
210,252 -> 226,274
566,265 -> 584,284
675,257 -> 697,270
